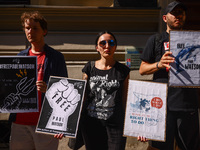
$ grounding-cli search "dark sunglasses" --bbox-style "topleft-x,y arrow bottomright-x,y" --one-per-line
99,40 -> 116,47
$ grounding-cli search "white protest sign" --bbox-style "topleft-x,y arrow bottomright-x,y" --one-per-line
169,30 -> 200,87
124,80 -> 167,141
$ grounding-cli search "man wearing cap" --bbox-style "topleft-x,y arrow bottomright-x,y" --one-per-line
139,1 -> 199,150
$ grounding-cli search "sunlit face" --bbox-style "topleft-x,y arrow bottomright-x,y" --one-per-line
96,33 -> 116,58
24,19 -> 47,44
163,7 -> 186,30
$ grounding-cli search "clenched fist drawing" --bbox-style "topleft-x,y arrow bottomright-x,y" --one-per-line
45,79 -> 81,131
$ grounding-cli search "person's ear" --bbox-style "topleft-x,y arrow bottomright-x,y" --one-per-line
96,45 -> 99,52
163,15 -> 167,23
43,29 -> 48,36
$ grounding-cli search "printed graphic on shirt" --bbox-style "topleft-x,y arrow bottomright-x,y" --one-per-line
87,74 -> 120,120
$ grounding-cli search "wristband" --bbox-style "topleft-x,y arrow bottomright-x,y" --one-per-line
156,61 -> 160,70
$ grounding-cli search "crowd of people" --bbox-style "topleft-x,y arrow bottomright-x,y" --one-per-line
2,1 -> 200,150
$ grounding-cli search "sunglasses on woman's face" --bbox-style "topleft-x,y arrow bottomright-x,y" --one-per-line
99,40 -> 116,47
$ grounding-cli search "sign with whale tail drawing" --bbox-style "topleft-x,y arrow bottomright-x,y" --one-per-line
169,30 -> 200,87
123,80 -> 167,142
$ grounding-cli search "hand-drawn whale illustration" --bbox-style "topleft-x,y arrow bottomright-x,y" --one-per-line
175,45 -> 200,74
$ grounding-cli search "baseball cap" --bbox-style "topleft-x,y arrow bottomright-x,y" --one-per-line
164,1 -> 187,15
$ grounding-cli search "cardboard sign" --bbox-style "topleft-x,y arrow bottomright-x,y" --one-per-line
0,56 -> 38,113
124,80 -> 167,141
169,30 -> 200,87
36,76 -> 86,138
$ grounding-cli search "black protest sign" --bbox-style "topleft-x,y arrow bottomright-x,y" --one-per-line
0,56 -> 38,113
36,76 -> 86,138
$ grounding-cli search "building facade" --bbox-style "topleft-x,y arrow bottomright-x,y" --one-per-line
0,0 -> 200,149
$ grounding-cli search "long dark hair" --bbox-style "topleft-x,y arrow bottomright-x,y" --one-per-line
95,31 -> 117,47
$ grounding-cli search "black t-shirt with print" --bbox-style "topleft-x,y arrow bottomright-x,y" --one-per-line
140,32 -> 198,111
82,61 -> 130,127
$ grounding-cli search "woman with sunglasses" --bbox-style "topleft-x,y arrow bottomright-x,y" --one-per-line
54,31 -> 147,149
79,31 -> 130,150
